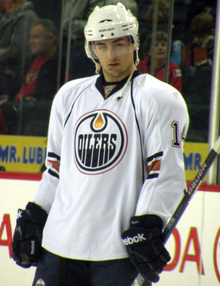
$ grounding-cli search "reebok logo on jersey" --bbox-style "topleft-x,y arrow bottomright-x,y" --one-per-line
74,110 -> 128,175
122,233 -> 146,245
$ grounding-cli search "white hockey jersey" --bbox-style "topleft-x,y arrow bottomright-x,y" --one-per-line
34,70 -> 189,261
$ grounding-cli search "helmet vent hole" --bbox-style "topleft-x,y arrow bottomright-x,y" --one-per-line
99,19 -> 113,23
111,33 -> 114,36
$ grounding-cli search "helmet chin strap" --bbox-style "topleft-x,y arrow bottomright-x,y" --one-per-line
112,67 -> 136,102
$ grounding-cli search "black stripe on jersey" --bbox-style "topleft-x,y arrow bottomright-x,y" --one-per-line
148,174 -> 159,179
48,152 -> 60,161
146,151 -> 163,179
130,80 -> 145,184
48,168 -> 59,179
147,151 -> 163,163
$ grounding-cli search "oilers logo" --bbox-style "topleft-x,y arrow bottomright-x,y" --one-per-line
74,110 -> 128,174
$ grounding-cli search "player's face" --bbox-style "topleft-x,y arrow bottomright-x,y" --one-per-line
29,25 -> 54,57
93,36 -> 136,82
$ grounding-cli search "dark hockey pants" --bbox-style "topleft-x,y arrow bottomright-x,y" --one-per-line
32,249 -> 152,286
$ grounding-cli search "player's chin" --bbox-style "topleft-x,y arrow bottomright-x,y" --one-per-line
109,70 -> 123,78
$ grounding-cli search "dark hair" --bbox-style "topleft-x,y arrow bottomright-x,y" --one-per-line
32,19 -> 59,47
190,13 -> 215,36
145,0 -> 169,24
144,31 -> 168,56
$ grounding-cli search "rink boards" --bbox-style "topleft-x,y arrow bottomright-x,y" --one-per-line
0,175 -> 220,286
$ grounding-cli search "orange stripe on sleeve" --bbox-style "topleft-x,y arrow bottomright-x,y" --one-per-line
48,160 -> 60,172
148,159 -> 161,173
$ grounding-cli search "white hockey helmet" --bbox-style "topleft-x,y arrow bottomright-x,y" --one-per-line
84,2 -> 139,70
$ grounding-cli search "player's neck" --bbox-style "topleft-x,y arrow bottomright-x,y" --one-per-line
103,66 -> 136,83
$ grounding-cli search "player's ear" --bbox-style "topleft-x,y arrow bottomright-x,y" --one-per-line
132,43 -> 136,52
128,36 -> 136,52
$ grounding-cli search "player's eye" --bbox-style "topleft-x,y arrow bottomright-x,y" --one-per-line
114,43 -> 123,47
97,45 -> 107,51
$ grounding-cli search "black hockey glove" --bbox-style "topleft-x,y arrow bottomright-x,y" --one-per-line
121,214 -> 170,283
12,202 -> 48,268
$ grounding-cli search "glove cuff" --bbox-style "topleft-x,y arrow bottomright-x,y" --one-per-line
17,202 -> 48,225
26,202 -> 48,225
130,214 -> 163,231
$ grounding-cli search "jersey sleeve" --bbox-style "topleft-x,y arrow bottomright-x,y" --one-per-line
135,80 -> 189,227
33,88 -> 64,213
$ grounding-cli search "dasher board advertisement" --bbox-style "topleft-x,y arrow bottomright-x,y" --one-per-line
0,177 -> 220,286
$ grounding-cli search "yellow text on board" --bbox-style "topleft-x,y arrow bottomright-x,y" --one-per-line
0,136 -> 47,173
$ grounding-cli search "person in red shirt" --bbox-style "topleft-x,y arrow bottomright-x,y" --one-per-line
0,18 -> 66,134
15,18 -> 62,102
189,12 -> 214,68
137,31 -> 182,93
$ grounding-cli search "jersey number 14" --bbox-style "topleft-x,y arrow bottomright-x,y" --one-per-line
171,121 -> 187,148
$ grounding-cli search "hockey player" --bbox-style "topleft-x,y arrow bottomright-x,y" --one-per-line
12,3 -> 189,286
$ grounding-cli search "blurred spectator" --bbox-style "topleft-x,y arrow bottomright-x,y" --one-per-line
0,0 -> 39,98
137,31 -> 182,92
144,0 -> 170,31
185,0 -> 216,31
190,12 -> 215,67
0,18 -> 66,135
182,12 -> 215,68
138,0 -> 170,60
137,0 -> 189,36
14,18 -> 65,102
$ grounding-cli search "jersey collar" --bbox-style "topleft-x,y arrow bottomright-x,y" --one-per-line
95,70 -> 142,99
